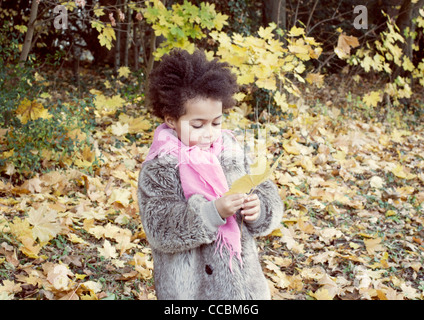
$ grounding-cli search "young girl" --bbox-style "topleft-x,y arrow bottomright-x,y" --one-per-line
137,49 -> 284,300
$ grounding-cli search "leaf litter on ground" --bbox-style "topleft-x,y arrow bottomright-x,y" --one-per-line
1,77 -> 424,300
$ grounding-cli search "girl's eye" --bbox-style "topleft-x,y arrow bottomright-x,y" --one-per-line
191,122 -> 221,129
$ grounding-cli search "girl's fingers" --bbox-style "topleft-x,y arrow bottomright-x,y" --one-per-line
242,198 -> 260,210
243,211 -> 260,221
241,206 -> 259,215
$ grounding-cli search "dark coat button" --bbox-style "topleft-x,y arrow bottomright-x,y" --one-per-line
205,264 -> 213,275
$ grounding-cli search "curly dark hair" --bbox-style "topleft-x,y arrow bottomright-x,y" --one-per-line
146,49 -> 239,119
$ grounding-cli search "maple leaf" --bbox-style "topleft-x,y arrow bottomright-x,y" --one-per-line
363,91 -> 382,107
98,240 -> 118,259
309,288 -> 334,300
364,237 -> 384,255
108,188 -> 132,206
288,26 -> 305,37
370,176 -> 385,189
15,98 -> 52,124
0,280 -> 22,297
27,206 -> 62,243
391,164 -> 416,180
334,33 -> 359,59
118,114 -> 152,133
46,263 -> 74,291
111,122 -> 129,136
213,12 -> 228,30
258,24 -> 276,40
305,73 -> 324,88
94,94 -> 126,116
225,153 -> 282,195
117,66 -> 131,78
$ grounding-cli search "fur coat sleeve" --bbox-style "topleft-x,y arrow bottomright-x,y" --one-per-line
137,154 -> 227,254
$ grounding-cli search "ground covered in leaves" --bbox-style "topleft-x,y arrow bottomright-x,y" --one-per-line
1,70 -> 424,300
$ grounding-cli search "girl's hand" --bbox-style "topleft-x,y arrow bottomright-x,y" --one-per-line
241,194 -> 261,222
215,194 -> 245,219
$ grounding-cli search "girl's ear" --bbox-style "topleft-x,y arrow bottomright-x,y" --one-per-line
164,115 -> 176,129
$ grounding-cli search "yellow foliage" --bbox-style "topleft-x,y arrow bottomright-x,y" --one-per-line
15,98 -> 52,124
362,91 -> 382,108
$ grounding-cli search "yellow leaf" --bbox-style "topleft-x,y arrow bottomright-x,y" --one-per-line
27,205 -> 62,243
305,73 -> 324,88
93,4 -> 105,17
46,264 -> 73,291
288,38 -> 311,60
108,188 -> 132,206
300,156 -> 317,172
15,99 -> 52,124
14,25 -> 27,33
68,233 -> 88,245
119,114 -> 152,133
225,153 -> 282,195
256,77 -> 277,91
111,122 -> 129,137
94,94 -> 125,116
258,24 -> 276,40
363,91 -> 382,107
283,140 -> 301,155
310,288 -> 334,300
385,210 -> 396,217
335,33 -> 359,59
117,66 -> 131,78
270,228 -> 283,237
0,280 -> 22,296
98,25 -> 116,50
402,56 -> 414,72
76,273 -> 87,280
364,237 -> 384,255
288,26 -> 305,37
369,176 -> 384,189
274,91 -> 289,112
391,164 -> 416,180
98,239 -> 118,260
9,217 -> 33,242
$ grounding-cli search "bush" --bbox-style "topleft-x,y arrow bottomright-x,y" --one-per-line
0,22 -> 96,182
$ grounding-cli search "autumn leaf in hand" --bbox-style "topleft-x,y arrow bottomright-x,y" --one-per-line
225,153 -> 282,195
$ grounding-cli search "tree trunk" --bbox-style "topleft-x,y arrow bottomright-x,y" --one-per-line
393,0 -> 424,80
114,0 -> 122,75
262,0 -> 286,32
133,21 -> 139,71
20,0 -> 39,64
124,2 -> 131,67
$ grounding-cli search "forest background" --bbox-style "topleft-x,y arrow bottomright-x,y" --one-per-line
0,0 -> 424,300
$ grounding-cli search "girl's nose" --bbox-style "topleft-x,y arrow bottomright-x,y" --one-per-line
203,124 -> 213,139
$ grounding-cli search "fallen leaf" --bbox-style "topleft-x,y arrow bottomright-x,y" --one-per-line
27,206 -> 62,243
98,240 -> 118,260
364,237 -> 384,255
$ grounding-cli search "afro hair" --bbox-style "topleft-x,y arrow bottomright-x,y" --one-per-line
146,49 -> 239,120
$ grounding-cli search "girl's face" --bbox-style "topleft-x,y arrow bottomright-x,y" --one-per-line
165,97 -> 223,150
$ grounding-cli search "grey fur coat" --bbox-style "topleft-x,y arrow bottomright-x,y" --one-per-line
137,131 -> 284,300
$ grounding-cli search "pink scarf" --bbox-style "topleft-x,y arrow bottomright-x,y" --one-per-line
143,123 -> 242,271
